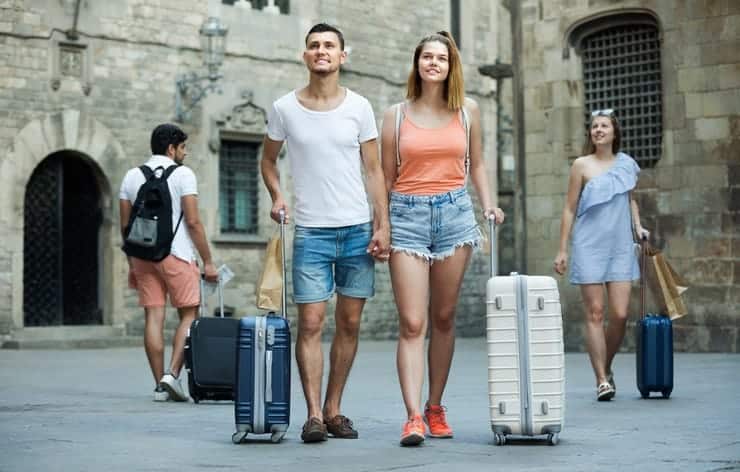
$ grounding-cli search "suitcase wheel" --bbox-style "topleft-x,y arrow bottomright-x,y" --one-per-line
192,396 -> 200,404
232,431 -> 248,444
547,433 -> 559,446
270,431 -> 286,443
639,390 -> 650,399
661,389 -> 672,399
493,433 -> 507,446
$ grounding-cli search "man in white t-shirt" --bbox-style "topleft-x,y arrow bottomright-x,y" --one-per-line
119,123 -> 218,402
261,23 -> 390,442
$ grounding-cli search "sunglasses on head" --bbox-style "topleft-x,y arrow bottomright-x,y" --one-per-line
591,108 -> 615,117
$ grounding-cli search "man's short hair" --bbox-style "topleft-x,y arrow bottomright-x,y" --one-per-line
305,23 -> 345,50
150,123 -> 188,156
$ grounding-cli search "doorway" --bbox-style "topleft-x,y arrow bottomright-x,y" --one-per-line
23,152 -> 104,326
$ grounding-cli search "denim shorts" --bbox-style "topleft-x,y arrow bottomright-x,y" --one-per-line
292,222 -> 375,304
390,187 -> 482,261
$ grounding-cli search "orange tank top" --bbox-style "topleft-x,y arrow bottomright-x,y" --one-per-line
392,113 -> 466,195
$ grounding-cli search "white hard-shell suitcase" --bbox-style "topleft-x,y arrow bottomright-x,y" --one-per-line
486,219 -> 565,446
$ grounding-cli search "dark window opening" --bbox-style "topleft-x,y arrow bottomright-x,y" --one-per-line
222,0 -> 289,14
582,23 -> 663,167
220,140 -> 259,234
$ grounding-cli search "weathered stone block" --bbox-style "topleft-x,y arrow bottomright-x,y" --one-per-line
686,211 -> 725,238
718,63 -> 740,89
678,67 -> 718,93
683,164 -> 729,188
687,260 -> 733,285
657,214 -> 687,237
695,117 -> 730,141
695,238 -> 732,257
701,41 -> 740,66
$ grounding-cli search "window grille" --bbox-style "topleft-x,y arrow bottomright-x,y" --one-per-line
220,140 -> 259,234
222,0 -> 289,14
582,24 -> 662,167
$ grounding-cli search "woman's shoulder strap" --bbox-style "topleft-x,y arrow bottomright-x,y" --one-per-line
394,102 -> 406,167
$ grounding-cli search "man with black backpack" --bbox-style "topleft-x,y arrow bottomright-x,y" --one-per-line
119,123 -> 218,402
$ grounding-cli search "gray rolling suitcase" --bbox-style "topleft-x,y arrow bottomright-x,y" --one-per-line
486,218 -> 565,445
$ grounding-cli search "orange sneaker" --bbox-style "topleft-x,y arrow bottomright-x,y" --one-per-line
424,403 -> 453,438
400,415 -> 425,446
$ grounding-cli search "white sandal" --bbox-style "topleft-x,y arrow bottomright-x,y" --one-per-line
597,382 -> 615,401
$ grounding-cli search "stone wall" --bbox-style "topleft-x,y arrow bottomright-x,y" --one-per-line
519,0 -> 739,351
0,0 -> 506,341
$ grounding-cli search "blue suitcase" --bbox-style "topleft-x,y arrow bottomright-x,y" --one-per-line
635,239 -> 673,399
232,211 -> 291,443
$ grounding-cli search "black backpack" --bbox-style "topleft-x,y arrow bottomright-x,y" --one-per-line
123,165 -> 183,262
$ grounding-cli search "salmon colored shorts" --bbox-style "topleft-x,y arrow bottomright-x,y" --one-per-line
130,255 -> 200,308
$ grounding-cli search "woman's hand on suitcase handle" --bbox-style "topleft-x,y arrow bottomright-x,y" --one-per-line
553,251 -> 567,275
484,207 -> 505,225
636,225 -> 650,242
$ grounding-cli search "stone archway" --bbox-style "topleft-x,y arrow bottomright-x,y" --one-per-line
1,110 -> 127,331
23,151 -> 105,326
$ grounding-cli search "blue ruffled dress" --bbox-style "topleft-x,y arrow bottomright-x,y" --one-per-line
569,152 -> 641,284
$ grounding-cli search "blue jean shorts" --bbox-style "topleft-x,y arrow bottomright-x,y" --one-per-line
292,222 -> 375,304
390,187 -> 482,261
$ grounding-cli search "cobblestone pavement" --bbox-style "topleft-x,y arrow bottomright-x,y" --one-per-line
1,338 -> 739,472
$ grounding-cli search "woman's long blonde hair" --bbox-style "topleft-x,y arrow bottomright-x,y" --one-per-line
405,31 -> 465,110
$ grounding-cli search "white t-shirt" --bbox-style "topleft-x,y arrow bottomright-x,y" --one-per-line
119,155 -> 198,262
266,88 -> 378,227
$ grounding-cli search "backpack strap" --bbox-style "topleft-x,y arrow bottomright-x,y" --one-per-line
394,102 -> 404,168
139,165 -> 154,179
162,165 -> 184,238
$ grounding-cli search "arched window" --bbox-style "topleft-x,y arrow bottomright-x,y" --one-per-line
568,13 -> 663,167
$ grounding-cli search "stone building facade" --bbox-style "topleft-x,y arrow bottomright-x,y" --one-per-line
0,0 -> 505,346
519,0 -> 739,351
2,0 -> 736,352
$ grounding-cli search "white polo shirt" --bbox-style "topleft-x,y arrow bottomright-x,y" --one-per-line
119,155 -> 198,262
266,88 -> 378,227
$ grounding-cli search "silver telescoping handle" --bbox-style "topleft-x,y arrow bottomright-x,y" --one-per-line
489,216 -> 497,278
279,208 -> 288,319
199,277 -> 205,318
218,274 -> 224,317
198,273 -> 225,317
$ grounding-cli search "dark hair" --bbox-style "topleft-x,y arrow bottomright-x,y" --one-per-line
583,113 -> 621,155
406,31 -> 464,110
150,123 -> 188,156
305,23 -> 345,50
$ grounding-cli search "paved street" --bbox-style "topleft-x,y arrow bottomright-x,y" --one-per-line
1,338 -> 739,472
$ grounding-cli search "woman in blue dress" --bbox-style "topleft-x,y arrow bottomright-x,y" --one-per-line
553,109 -> 649,401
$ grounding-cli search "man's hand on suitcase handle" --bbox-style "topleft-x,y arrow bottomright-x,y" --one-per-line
270,200 -> 290,224
202,262 -> 219,283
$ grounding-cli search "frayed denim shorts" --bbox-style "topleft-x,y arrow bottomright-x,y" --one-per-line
390,187 -> 482,261
292,222 -> 375,304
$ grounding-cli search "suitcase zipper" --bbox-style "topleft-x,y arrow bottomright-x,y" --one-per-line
516,275 -> 533,436
253,315 -> 266,434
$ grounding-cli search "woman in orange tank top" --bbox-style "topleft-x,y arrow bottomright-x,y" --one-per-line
380,31 -> 505,447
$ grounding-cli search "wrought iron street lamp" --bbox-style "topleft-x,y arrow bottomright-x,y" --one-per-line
175,16 -> 228,122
